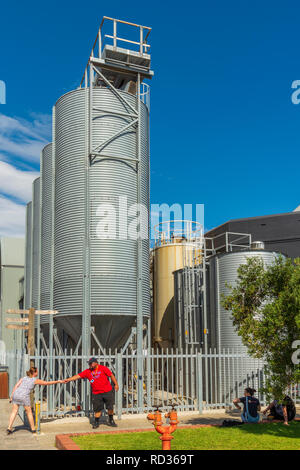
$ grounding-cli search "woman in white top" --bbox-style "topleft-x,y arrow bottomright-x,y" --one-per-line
7,366 -> 64,434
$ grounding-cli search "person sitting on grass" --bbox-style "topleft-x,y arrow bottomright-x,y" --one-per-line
262,395 -> 296,426
233,387 -> 261,423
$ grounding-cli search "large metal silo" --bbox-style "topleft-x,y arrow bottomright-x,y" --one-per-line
40,143 -> 53,328
53,87 -> 150,350
31,178 -> 41,311
51,18 -> 153,357
24,202 -> 32,309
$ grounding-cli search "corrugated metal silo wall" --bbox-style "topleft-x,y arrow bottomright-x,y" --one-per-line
24,202 -> 32,309
53,87 -> 150,348
209,250 -> 280,351
40,143 -> 53,326
31,178 -> 41,313
208,250 -> 280,401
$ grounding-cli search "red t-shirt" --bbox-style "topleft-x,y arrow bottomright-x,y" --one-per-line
79,365 -> 113,394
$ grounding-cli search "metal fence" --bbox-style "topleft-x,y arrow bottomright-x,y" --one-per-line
3,348 -> 299,419
1,350 -> 30,396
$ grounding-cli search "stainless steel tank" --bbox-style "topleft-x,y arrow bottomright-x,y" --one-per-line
173,267 -> 204,349
24,202 -> 32,309
53,87 -> 150,350
40,143 -> 53,327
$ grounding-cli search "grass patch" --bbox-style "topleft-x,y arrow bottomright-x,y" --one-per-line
72,422 -> 300,450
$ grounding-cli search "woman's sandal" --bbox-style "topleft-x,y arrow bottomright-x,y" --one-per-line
6,429 -> 13,435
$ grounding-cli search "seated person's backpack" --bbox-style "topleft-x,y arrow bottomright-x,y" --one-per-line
243,396 -> 260,423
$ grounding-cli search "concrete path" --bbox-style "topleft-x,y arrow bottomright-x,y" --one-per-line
1,399 -> 299,450
0,399 -> 51,450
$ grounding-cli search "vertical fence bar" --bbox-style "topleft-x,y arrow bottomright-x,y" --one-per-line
161,348 -> 165,408
131,351 -> 134,412
213,348 -> 217,407
126,349 -> 129,412
185,346 -> 189,408
116,352 -> 122,419
197,352 -> 203,414
191,346 -> 195,408
146,348 -> 151,411
209,348 -> 213,408
228,349 -> 231,407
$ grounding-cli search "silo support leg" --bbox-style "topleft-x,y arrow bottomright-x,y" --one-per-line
120,327 -> 136,354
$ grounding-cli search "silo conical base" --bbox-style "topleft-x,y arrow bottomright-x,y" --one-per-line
54,315 -> 138,351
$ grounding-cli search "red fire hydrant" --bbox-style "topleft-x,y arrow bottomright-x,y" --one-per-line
147,406 -> 179,450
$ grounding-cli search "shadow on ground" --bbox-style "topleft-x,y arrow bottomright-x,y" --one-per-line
234,420 -> 300,439
7,424 -> 33,434
183,412 -> 300,440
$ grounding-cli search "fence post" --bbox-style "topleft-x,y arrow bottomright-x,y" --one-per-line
116,353 -> 123,420
146,351 -> 151,411
28,308 -> 35,368
196,352 -> 203,414
259,368 -> 265,405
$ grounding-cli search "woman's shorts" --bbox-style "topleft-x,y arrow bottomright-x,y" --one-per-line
92,390 -> 115,412
12,396 -> 31,407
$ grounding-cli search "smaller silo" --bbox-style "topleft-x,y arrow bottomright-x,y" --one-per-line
152,221 -> 203,349
40,143 -> 53,332
208,248 -> 281,351
31,178 -> 41,311
208,247 -> 282,403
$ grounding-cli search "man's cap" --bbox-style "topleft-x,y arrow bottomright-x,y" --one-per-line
88,357 -> 98,364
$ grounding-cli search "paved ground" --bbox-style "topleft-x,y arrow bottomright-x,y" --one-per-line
1,399 -> 299,450
0,399 -> 50,450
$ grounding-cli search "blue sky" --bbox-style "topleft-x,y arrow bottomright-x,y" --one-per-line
1,0 -> 300,236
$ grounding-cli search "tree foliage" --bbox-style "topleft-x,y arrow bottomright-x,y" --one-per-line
222,255 -> 300,401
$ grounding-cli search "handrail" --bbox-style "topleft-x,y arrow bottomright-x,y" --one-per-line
80,16 -> 152,88
154,220 -> 203,245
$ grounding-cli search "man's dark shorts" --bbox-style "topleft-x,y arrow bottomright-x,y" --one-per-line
92,390 -> 115,412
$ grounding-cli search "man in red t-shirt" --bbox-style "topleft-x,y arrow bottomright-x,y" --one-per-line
64,357 -> 119,428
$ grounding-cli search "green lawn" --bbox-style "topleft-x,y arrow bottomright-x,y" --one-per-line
72,422 -> 300,450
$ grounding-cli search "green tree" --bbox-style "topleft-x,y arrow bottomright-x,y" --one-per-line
222,255 -> 300,401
